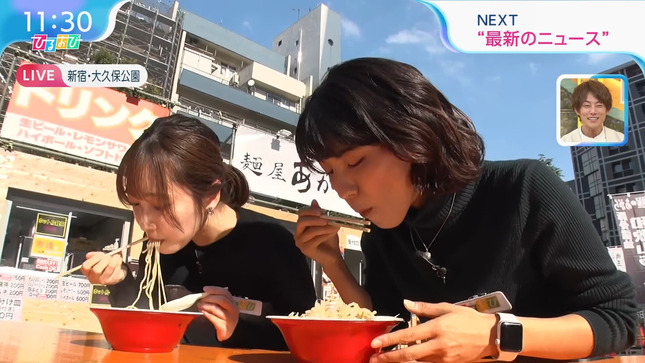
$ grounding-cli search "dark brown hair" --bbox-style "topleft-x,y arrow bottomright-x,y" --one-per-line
572,79 -> 613,113
295,57 -> 484,195
116,114 -> 249,230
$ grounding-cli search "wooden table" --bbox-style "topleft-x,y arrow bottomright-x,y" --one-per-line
0,320 -> 296,363
1,320 -> 645,363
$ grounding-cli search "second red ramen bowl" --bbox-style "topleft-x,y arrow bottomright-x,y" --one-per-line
268,316 -> 403,363
90,306 -> 201,353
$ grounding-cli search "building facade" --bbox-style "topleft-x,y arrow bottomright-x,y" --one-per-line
272,5 -> 342,91
0,1 -> 352,298
570,61 -> 645,246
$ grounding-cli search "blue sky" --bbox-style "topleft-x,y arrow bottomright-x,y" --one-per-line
178,0 -> 634,181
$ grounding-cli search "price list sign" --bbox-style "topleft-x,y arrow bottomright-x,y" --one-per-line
25,275 -> 59,300
0,268 -> 94,321
609,192 -> 645,303
57,279 -> 91,303
0,272 -> 25,321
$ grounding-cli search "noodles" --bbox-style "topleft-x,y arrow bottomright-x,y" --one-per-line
126,241 -> 167,310
289,297 -> 376,320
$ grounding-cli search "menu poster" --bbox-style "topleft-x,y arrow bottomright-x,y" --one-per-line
58,279 -> 91,304
0,268 -> 92,321
608,192 -> 645,303
25,275 -> 59,300
0,272 -> 25,321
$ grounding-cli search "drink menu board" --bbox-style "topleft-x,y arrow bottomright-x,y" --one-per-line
0,267 -> 91,321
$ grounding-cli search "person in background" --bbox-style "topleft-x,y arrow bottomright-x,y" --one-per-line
560,79 -> 624,144
81,114 -> 316,350
294,57 -> 637,362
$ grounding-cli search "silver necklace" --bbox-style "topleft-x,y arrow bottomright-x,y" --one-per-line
409,193 -> 456,284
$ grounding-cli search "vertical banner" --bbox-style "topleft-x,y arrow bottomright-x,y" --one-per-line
609,192 -> 645,303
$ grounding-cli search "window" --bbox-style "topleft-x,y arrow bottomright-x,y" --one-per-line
608,145 -> 631,155
613,183 -> 635,194
581,150 -> 599,176
593,195 -> 604,217
612,159 -> 634,178
632,80 -> 645,99
626,64 -> 642,78
636,103 -> 645,122
278,40 -> 282,46
588,170 -> 602,196
1,189 -> 133,274
295,39 -> 299,46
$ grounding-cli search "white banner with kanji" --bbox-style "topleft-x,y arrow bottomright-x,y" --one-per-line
231,125 -> 357,216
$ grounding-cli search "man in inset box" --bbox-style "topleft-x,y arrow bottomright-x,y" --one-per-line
561,79 -> 624,144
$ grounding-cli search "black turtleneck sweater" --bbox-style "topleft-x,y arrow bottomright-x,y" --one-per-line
362,159 -> 637,359
107,208 -> 316,350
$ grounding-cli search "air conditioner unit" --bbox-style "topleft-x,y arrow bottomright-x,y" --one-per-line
230,73 -> 239,87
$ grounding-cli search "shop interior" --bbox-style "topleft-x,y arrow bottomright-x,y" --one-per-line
0,188 -> 133,275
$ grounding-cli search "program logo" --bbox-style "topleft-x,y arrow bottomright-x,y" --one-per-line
31,34 -> 81,52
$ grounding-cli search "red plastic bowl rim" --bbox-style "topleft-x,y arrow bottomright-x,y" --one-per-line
266,315 -> 404,322
90,306 -> 203,316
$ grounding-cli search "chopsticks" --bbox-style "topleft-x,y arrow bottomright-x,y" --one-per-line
55,236 -> 148,279
321,214 -> 371,233
395,313 -> 421,350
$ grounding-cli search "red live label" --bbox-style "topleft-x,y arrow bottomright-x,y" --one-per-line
16,64 -> 67,87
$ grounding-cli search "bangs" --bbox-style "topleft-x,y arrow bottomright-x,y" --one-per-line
117,141 -> 179,227
296,88 -> 379,172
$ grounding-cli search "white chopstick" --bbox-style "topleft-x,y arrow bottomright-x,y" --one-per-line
55,236 -> 148,279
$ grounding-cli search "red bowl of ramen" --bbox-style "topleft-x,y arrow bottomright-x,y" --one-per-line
90,306 -> 202,353
268,316 -> 403,362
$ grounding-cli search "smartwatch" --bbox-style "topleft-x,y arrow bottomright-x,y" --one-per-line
494,312 -> 523,361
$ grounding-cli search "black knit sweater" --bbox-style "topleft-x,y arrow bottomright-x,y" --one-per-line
362,159 -> 637,358
108,208 -> 316,350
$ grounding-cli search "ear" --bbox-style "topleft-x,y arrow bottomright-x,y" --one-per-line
203,179 -> 222,209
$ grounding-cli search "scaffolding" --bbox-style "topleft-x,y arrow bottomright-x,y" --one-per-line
33,1 -> 183,99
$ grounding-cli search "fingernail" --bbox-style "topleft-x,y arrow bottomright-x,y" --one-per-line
404,299 -> 416,309
371,338 -> 382,348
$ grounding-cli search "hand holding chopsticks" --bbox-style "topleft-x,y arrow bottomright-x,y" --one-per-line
321,214 -> 371,233
55,236 -> 148,279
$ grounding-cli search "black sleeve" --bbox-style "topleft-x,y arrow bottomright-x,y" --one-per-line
107,240 -> 180,309
525,160 -> 638,356
106,247 -> 144,308
362,230 -> 407,320
220,224 -> 317,351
